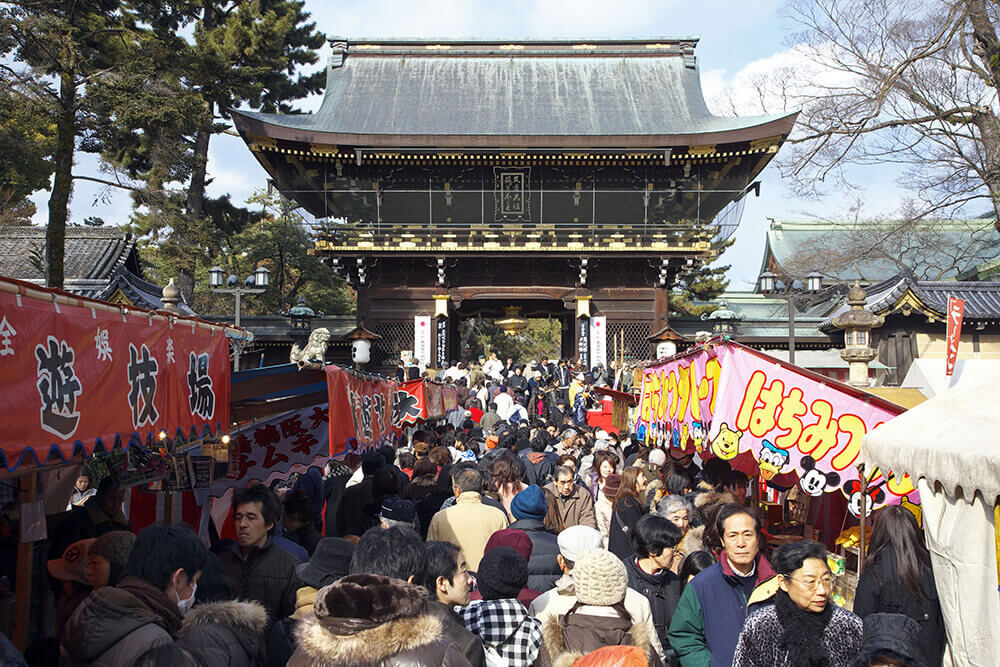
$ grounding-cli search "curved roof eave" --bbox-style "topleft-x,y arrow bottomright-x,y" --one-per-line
230,109 -> 799,149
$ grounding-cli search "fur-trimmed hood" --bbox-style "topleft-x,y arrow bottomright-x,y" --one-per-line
680,525 -> 705,555
176,600 -> 268,667
291,611 -> 443,664
540,608 -> 655,667
179,600 -> 267,636
693,490 -> 737,508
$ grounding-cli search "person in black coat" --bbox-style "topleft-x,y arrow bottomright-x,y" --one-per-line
608,466 -> 649,562
520,437 -> 558,487
508,485 -> 561,591
624,514 -> 684,662
854,505 -> 945,666
281,490 -> 322,557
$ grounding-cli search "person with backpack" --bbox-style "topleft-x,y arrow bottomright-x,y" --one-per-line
538,548 -> 663,666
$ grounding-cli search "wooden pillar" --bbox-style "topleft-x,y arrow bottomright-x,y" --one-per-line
13,473 -> 38,650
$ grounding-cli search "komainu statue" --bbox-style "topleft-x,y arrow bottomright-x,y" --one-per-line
290,327 -> 330,370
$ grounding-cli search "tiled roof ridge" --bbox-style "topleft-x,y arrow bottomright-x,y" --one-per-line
0,225 -> 131,239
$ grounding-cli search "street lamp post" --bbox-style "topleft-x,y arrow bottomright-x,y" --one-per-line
759,270 -> 824,366
210,265 -> 270,371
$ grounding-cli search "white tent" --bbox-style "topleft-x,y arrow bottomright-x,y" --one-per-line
863,372 -> 1000,666
901,358 -> 1000,397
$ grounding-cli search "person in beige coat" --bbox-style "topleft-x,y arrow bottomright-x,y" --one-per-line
427,467 -> 509,573
594,473 -> 620,547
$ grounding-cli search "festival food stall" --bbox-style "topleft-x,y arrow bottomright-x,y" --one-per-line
0,275 -> 248,647
863,372 -> 1000,666
633,339 -> 918,602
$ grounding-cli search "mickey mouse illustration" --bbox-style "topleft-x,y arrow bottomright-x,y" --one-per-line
843,478 -> 886,518
798,456 -> 841,496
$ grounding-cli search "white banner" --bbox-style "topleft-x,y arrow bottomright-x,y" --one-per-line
193,404 -> 330,503
590,316 -> 607,369
414,316 -> 432,367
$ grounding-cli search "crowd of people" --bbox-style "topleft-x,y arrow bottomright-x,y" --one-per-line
10,357 -> 947,667
395,354 -> 632,427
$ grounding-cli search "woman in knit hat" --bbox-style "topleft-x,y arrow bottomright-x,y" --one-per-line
539,548 -> 662,667
459,547 -> 545,666
87,530 -> 136,589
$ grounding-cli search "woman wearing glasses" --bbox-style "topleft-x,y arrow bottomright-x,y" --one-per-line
732,540 -> 863,666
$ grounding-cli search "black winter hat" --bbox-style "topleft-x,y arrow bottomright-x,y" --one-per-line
475,546 -> 527,601
851,613 -> 928,667
296,538 -> 356,589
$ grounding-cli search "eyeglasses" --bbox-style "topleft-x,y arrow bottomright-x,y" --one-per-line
789,575 -> 833,592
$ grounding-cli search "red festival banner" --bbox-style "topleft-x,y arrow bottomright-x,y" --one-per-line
394,378 -> 456,425
325,365 -> 396,457
0,278 -> 232,470
946,296 -> 965,377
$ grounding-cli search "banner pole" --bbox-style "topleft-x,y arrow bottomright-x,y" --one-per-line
858,463 -> 868,576
13,472 -> 38,650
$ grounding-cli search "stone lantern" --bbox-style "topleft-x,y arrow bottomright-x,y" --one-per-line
832,281 -> 884,387
702,299 -> 741,337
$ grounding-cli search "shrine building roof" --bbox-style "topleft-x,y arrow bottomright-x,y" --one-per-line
232,38 -> 798,149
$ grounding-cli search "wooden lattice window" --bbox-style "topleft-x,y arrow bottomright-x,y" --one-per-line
370,320 -> 414,370
606,321 -> 652,361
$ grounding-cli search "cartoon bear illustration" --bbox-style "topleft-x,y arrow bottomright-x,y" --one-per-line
758,440 -> 790,481
710,423 -> 742,460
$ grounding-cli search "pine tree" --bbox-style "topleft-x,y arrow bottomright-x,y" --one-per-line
0,0 -> 136,286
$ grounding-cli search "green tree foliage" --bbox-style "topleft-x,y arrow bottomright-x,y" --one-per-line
669,237 -> 733,317
0,85 -> 53,226
97,0 -> 326,303
0,0 -> 136,286
128,0 -> 325,220
138,188 -> 353,316
460,317 -> 562,363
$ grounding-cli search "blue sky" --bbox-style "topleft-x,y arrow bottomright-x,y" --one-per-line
32,0 -> 904,290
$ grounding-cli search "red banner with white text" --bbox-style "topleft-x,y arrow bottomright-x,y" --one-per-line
0,279 -> 231,470
325,365 -> 397,457
946,296 -> 965,377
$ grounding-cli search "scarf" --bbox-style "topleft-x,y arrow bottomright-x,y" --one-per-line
116,576 -> 185,636
774,589 -> 833,667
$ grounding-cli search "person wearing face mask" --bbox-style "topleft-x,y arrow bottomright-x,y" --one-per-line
60,522 -> 208,666
732,540 -> 862,666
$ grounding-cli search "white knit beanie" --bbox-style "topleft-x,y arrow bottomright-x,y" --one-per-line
573,548 -> 628,607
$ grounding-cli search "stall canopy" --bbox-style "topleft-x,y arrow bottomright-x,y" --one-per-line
901,357 -> 1000,398
634,340 -> 916,517
0,276 -> 247,471
863,373 -> 1000,666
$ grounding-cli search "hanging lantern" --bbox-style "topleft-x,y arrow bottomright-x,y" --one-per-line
496,306 -> 528,336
